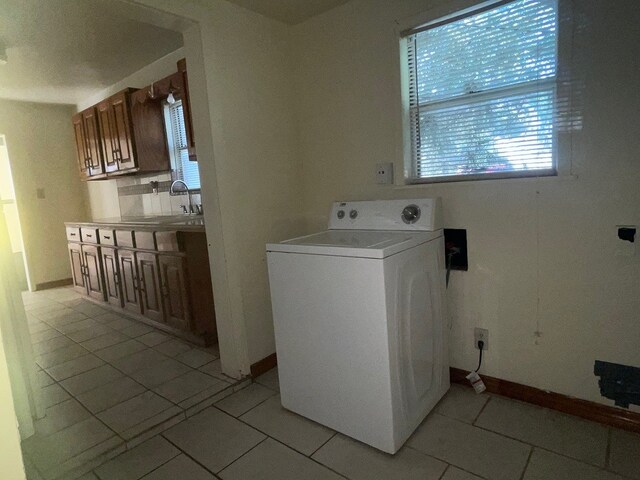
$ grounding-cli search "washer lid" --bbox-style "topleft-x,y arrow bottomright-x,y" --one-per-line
267,229 -> 442,259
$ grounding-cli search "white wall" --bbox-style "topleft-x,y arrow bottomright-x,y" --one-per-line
292,0 -> 640,407
0,100 -> 90,288
131,0 -> 305,368
80,48 -> 185,220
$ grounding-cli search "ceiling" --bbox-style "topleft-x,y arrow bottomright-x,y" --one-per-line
225,0 -> 350,25
0,0 -> 183,105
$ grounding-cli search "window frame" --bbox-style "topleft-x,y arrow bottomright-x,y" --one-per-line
163,99 -> 202,191
399,0 -> 562,185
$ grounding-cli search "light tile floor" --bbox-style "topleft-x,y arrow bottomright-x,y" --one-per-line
21,288 -> 640,480
20,287 -> 246,480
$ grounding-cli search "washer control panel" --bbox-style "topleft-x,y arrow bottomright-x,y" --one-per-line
328,199 -> 441,231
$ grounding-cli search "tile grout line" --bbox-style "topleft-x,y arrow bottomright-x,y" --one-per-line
518,446 -> 535,480
471,394 -> 491,426
161,428 -> 268,477
211,405 -> 350,479
469,417 -> 612,470
309,431 -> 338,457
437,464 -> 451,480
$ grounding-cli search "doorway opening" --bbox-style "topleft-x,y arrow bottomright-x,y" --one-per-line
0,135 -> 29,291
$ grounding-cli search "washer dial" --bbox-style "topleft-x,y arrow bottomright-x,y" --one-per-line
401,204 -> 421,224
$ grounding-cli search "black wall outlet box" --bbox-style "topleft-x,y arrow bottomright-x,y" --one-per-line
444,228 -> 468,271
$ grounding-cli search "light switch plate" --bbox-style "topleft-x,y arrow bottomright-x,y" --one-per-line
376,163 -> 394,185
36,188 -> 45,199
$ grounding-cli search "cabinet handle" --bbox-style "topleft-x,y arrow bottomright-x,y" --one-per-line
114,272 -> 120,287
103,235 -> 111,240
69,233 -> 77,237
161,283 -> 169,297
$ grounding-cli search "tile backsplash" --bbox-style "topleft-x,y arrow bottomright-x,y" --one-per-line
117,172 -> 201,217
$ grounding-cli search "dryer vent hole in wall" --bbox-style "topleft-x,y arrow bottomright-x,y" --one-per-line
594,360 -> 640,408
618,227 -> 636,243
444,228 -> 467,288
444,229 -> 468,271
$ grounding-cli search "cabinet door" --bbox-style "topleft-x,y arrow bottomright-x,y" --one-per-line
81,245 -> 105,301
101,247 -> 122,307
71,113 -> 89,180
158,255 -> 192,331
136,252 -> 164,323
68,242 -> 86,294
118,249 -> 141,314
82,108 -> 105,177
111,92 -> 137,172
97,101 -> 119,174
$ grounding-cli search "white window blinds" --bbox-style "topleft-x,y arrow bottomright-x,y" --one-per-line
404,0 -> 558,181
167,101 -> 201,189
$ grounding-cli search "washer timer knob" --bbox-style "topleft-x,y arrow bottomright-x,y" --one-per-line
337,210 -> 345,219
401,204 -> 421,224
349,210 -> 358,219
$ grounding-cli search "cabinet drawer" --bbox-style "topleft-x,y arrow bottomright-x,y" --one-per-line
115,230 -> 135,248
81,227 -> 99,244
135,231 -> 156,250
66,227 -> 81,242
156,231 -> 182,252
99,229 -> 116,246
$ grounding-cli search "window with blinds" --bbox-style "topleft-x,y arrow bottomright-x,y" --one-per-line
165,100 -> 201,189
403,0 -> 558,182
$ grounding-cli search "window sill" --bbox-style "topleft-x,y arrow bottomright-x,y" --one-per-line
395,172 -> 578,189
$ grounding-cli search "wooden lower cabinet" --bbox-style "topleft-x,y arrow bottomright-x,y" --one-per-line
158,255 -> 192,331
65,227 -> 216,345
118,249 -> 141,315
136,252 -> 164,323
68,242 -> 86,294
82,245 -> 105,301
101,247 -> 122,307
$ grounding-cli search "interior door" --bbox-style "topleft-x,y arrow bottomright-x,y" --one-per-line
136,252 -> 163,323
68,242 -> 86,294
101,247 -> 122,307
82,108 -> 105,177
81,244 -> 105,301
71,114 -> 89,180
158,254 -> 192,331
97,101 -> 118,174
118,249 -> 141,314
111,92 -> 136,172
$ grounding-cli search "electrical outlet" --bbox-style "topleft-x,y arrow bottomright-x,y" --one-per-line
375,163 -> 394,185
474,328 -> 489,350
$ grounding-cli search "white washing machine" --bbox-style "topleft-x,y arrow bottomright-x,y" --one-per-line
266,198 -> 449,454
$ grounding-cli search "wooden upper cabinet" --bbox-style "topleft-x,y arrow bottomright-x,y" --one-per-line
129,89 -> 171,173
97,100 -> 118,174
82,108 -> 105,178
72,60 -> 200,181
73,88 -> 170,181
71,113 -> 89,180
177,58 -> 197,161
72,107 -> 105,180
111,90 -> 137,172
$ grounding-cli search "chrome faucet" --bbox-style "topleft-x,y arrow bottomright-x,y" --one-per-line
170,179 -> 193,214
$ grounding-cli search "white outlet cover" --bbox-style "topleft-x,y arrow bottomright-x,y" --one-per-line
375,163 -> 394,185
